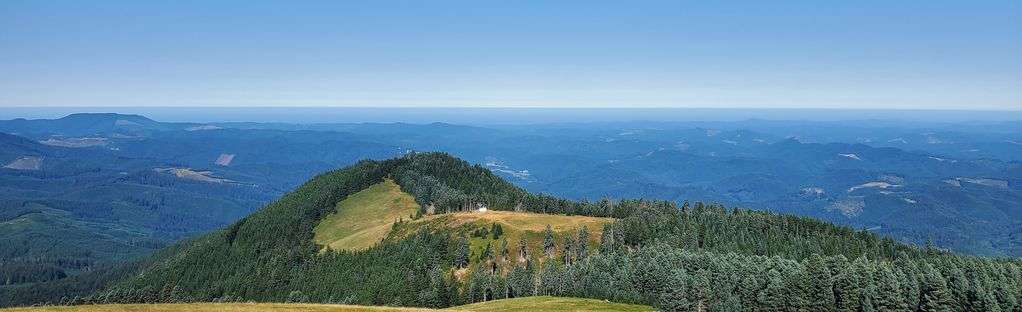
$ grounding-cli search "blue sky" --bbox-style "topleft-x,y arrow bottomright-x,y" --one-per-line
1,1 -> 1019,109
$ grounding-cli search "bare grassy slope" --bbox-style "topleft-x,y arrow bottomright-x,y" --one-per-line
313,179 -> 419,251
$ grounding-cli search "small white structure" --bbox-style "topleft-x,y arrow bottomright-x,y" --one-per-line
476,203 -> 488,213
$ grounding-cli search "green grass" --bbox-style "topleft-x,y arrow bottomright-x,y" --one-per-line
0,297 -> 653,312
313,179 -> 420,251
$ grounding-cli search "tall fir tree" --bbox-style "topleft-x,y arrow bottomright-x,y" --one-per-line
658,269 -> 691,312
543,225 -> 555,258
758,269 -> 788,312
807,254 -> 837,311
918,264 -> 954,312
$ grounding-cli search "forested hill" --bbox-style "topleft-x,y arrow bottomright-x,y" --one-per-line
4,152 -> 1021,311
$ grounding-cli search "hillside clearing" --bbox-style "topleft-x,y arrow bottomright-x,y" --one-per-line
390,210 -> 614,264
153,168 -> 233,183
0,297 -> 652,312
4,156 -> 42,170
314,178 -> 419,251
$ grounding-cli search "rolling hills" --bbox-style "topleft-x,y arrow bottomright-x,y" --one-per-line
3,152 -> 1020,311
3,112 -> 1022,266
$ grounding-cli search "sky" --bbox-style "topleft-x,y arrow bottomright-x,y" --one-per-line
1,1 -> 1020,110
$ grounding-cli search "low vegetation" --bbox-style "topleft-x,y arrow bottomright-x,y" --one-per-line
389,210 -> 612,267
314,179 -> 419,251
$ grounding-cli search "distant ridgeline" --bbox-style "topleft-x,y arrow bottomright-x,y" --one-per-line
3,152 -> 1020,311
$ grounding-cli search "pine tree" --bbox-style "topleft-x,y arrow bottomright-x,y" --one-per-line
713,292 -> 744,312
918,264 -> 953,312
861,283 -> 878,312
454,235 -> 470,268
738,274 -> 761,310
758,269 -> 788,312
658,269 -> 691,312
480,242 -> 494,263
834,258 -> 864,312
689,269 -> 713,312
491,223 -> 504,240
499,239 -> 510,263
576,226 -> 590,261
945,266 -> 969,308
807,254 -> 837,311
543,225 -> 555,258
562,236 -> 575,265
874,264 -> 908,312
517,237 -> 529,262
599,223 -> 616,253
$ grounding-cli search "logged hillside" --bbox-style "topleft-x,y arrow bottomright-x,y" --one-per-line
3,152 -> 1022,311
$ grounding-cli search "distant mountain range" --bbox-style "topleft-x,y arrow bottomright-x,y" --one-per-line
0,113 -> 1019,289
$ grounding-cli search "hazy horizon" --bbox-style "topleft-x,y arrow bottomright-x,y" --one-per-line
3,106 -> 1022,124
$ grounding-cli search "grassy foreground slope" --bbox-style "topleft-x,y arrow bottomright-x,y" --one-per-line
314,179 -> 419,251
0,297 -> 652,312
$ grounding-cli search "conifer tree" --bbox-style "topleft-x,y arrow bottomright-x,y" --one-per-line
738,274 -> 761,310
658,269 -> 691,312
562,236 -> 575,265
599,223 -> 616,253
874,265 -> 908,312
499,239 -> 510,263
689,270 -> 713,312
714,292 -> 743,312
861,283 -> 878,312
454,235 -> 470,268
543,225 -> 555,258
807,254 -> 837,311
491,223 -> 503,240
758,269 -> 788,312
834,258 -> 863,312
576,226 -> 590,261
918,264 -> 953,312
480,243 -> 494,263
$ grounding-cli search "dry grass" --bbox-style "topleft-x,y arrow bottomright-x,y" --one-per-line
392,211 -> 614,265
432,210 -> 611,233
